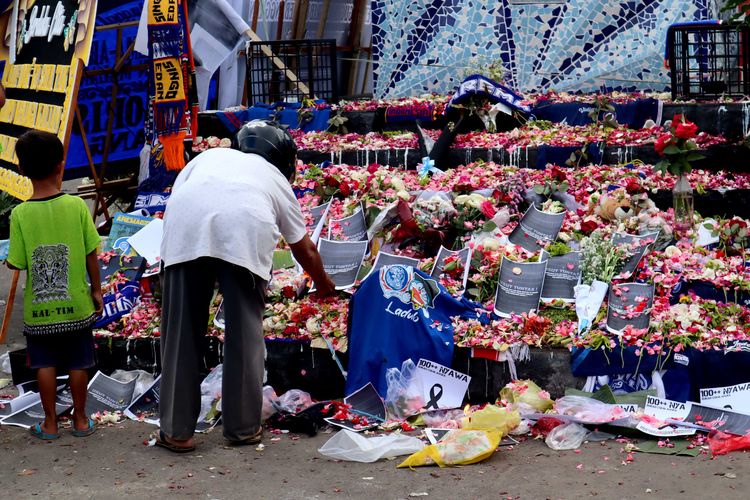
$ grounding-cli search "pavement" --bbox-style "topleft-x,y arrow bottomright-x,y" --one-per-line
1,236 -> 750,499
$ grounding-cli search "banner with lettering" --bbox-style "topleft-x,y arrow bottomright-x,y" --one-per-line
0,0 -> 99,168
67,0 -> 148,170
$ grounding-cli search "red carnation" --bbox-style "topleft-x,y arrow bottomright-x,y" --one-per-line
654,133 -> 673,156
675,119 -> 698,140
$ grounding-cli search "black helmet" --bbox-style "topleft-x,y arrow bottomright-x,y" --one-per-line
233,120 -> 297,181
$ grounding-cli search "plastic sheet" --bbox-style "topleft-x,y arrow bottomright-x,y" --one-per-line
708,431 -> 750,456
198,365 -> 223,424
398,429 -> 501,468
531,416 -> 566,439
110,369 -> 156,400
461,405 -> 520,436
318,429 -> 424,463
553,395 -> 630,424
499,380 -> 553,413
262,386 -> 279,421
545,422 -> 590,450
277,389 -> 314,414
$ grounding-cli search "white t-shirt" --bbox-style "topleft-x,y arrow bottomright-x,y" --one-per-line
161,148 -> 307,280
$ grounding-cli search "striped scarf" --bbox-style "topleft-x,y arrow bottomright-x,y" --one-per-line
146,0 -> 198,170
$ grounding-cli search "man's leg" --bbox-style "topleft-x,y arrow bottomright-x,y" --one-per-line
159,258 -> 216,442
217,262 -> 267,442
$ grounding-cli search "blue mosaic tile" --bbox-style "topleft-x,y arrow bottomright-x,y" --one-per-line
372,0 -> 710,97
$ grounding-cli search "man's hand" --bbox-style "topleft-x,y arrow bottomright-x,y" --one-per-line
313,274 -> 337,298
289,235 -> 337,298
91,289 -> 103,316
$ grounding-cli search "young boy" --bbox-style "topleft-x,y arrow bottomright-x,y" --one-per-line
7,130 -> 103,440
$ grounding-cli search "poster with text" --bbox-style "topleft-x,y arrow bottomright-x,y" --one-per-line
430,246 -> 472,294
415,358 -> 471,410
493,257 -> 547,318
328,204 -> 368,242
0,0 -> 99,167
612,232 -> 658,279
368,251 -> 419,278
540,250 -> 581,302
317,238 -> 369,290
508,205 -> 565,252
606,282 -> 654,333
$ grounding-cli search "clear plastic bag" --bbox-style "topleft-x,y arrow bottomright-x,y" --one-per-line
261,386 -> 280,421
318,429 -> 424,463
276,389 -> 314,414
398,429 -> 501,468
545,422 -> 590,450
198,364 -> 223,424
385,359 -> 424,420
553,395 -> 630,424
422,409 -> 466,429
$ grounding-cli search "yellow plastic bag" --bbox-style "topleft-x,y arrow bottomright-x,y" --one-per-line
461,405 -> 520,436
397,430 -> 501,468
499,380 -> 553,412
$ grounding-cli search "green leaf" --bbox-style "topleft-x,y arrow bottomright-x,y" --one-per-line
533,185 -> 545,194
686,152 -> 705,162
663,145 -> 681,155
482,220 -> 497,233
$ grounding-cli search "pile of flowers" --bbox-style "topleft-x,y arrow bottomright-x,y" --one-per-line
289,124 -> 726,154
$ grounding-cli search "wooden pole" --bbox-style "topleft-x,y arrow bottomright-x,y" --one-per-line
276,0 -> 286,40
0,270 -> 20,344
316,0 -> 331,39
251,0 -> 260,31
245,28 -> 311,96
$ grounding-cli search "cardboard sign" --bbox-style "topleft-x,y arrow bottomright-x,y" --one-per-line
540,250 -> 581,302
493,257 -> 547,318
329,204 -> 368,242
430,246 -> 472,293
0,167 -> 32,200
699,382 -> 750,415
103,212 -> 154,255
636,396 -> 695,437
508,205 -> 565,252
0,0 -> 98,168
612,232 -> 658,279
415,359 -> 470,410
317,238 -> 369,290
606,282 -> 654,333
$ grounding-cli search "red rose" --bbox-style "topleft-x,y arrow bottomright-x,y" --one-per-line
654,133 -> 673,156
324,176 -> 339,187
339,182 -> 351,197
624,178 -> 642,195
367,163 -> 379,174
579,219 -> 598,234
480,200 -> 497,219
675,120 -> 698,140
549,166 -> 567,182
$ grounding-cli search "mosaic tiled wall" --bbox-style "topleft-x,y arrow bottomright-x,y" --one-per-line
371,0 -> 713,98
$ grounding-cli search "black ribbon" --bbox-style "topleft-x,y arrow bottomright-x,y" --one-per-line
424,383 -> 444,410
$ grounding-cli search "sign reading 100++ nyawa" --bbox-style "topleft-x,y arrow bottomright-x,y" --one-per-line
0,0 -> 97,167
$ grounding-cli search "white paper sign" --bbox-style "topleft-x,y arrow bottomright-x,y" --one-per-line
636,396 -> 695,437
699,382 -> 750,415
415,359 -> 471,410
127,218 -> 164,266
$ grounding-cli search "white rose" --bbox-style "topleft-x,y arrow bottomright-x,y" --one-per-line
207,136 -> 220,148
481,238 -> 501,250
397,190 -> 410,201
305,318 -> 320,334
391,177 -> 406,192
664,246 -> 682,258
454,195 -> 470,205
219,138 -> 232,148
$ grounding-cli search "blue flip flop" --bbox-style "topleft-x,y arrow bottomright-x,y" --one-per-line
29,423 -> 59,440
72,419 -> 96,438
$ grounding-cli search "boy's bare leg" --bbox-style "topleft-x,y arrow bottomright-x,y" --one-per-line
37,367 -> 59,435
69,369 -> 90,430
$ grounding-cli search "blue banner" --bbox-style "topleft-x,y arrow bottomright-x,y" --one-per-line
66,1 -> 147,170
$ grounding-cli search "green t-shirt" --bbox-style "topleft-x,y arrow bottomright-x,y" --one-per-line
7,193 -> 101,335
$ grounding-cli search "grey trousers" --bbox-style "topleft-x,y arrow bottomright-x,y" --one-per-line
159,257 -> 267,442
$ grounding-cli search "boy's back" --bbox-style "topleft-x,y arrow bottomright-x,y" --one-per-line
8,193 -> 100,334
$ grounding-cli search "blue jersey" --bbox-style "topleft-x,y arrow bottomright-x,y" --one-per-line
345,265 -> 484,396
